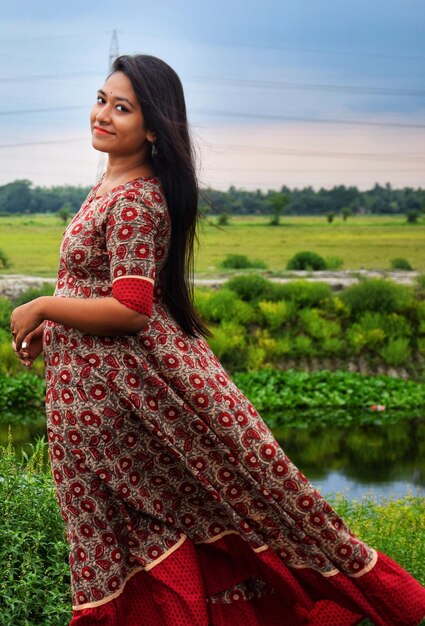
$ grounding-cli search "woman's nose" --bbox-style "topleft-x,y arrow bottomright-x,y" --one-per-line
96,105 -> 112,123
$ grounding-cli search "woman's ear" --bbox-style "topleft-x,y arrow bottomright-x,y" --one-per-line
146,130 -> 156,143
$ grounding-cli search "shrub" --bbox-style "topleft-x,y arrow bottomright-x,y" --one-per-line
220,254 -> 268,270
13,284 -> 55,306
205,289 -> 256,324
216,213 -> 230,226
299,308 -> 341,340
292,334 -> 314,356
258,300 -> 292,330
390,258 -> 413,271
0,434 -> 71,625
0,248 -> 10,269
0,296 -> 12,330
275,281 -> 333,309
207,321 -> 247,370
0,372 -> 45,425
341,280 -> 413,320
324,256 -> 344,270
286,251 -> 327,271
379,338 -> 411,367
226,274 -> 276,302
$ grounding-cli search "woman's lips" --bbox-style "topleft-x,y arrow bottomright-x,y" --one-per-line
93,127 -> 113,135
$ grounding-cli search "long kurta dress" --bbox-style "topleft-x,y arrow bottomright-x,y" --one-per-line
44,175 -> 425,626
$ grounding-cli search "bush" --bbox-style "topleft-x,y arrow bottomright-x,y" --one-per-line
220,254 -> 268,270
0,296 -> 12,330
341,280 -> 413,320
324,256 -> 344,270
207,321 -> 248,370
0,434 -> 71,624
390,258 -> 413,271
13,284 -> 55,307
299,308 -> 341,340
0,372 -> 45,425
226,274 -> 276,302
379,338 -> 411,367
275,281 -> 333,309
286,251 -> 327,271
197,289 -> 256,325
0,248 -> 10,269
258,300 -> 292,330
216,213 -> 230,226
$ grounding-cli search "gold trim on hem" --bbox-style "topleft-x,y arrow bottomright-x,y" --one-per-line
71,534 -> 378,611
348,548 -> 378,578
72,534 -> 188,611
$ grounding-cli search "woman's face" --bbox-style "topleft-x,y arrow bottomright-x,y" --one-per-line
90,71 -> 154,157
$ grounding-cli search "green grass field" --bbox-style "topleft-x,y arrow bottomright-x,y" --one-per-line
1,213 -> 424,276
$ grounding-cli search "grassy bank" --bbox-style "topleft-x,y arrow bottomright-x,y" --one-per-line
1,214 -> 425,275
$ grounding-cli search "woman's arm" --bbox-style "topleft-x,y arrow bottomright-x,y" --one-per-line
11,296 -> 149,352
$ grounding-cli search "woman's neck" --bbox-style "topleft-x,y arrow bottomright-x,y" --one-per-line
104,155 -> 154,185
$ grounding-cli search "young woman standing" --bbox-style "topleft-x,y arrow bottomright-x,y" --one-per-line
11,55 -> 425,626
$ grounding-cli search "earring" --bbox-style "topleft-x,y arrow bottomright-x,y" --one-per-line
151,142 -> 158,157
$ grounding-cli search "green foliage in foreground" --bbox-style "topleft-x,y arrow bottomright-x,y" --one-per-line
0,433 -> 70,625
0,433 -> 424,625
0,372 -> 45,426
233,369 -> 425,428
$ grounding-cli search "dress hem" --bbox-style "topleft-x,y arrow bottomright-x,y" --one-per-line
71,531 -> 378,611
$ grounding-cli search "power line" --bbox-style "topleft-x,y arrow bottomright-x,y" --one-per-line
0,105 -> 86,116
194,110 -> 425,130
0,138 -> 87,149
188,76 -> 425,98
0,71 -> 101,83
123,32 -> 425,62
1,70 -> 423,98
1,105 -> 424,132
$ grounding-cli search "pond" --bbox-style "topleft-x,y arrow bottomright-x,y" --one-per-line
276,416 -> 425,500
1,415 -> 424,501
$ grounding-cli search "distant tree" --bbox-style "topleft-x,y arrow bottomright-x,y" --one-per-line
341,206 -> 352,222
268,192 -> 288,225
0,180 -> 32,214
58,203 -> 73,224
326,212 -> 336,224
406,210 -> 420,224
217,212 -> 230,226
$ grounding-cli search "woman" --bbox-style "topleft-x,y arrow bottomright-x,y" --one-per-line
11,54 -> 425,626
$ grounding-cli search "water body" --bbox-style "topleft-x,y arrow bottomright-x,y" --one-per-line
276,416 -> 425,500
1,416 -> 424,501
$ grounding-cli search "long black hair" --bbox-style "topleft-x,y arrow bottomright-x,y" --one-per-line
111,54 -> 209,338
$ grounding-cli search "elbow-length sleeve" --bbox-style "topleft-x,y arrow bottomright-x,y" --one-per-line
105,190 -> 166,317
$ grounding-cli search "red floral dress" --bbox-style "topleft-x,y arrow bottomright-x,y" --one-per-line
44,176 -> 425,626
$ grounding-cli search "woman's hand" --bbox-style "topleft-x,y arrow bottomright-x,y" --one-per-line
10,298 -> 45,353
13,323 -> 44,369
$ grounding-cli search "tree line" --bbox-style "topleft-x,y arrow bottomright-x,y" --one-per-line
0,179 -> 424,218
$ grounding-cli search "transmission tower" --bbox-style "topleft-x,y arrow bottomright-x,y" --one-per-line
96,30 -> 120,181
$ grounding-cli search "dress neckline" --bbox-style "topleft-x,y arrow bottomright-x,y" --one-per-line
92,174 -> 157,200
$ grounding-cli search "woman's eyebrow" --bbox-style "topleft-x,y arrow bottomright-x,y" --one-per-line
97,89 -> 135,109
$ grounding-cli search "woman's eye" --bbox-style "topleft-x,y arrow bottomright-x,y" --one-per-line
116,104 -> 128,112
96,96 -> 105,104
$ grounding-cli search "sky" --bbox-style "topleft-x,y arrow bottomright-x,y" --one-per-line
0,0 -> 424,191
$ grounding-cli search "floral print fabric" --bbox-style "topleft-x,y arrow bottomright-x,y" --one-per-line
44,177 -> 378,612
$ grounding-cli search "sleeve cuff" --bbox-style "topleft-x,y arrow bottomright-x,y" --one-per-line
112,276 -> 154,317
